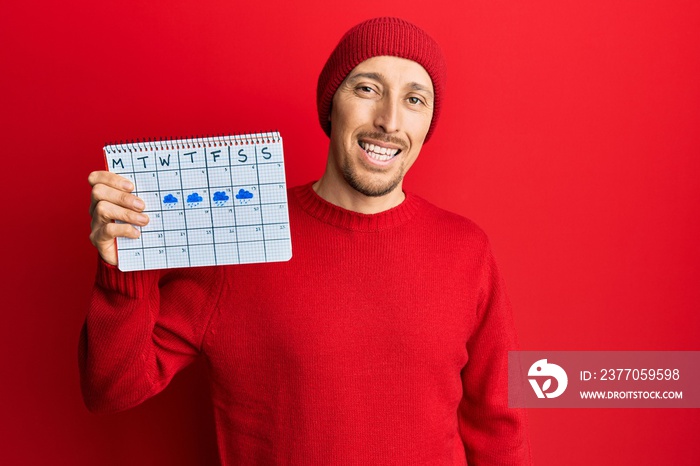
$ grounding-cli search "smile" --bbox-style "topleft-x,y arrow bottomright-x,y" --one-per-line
358,141 -> 401,162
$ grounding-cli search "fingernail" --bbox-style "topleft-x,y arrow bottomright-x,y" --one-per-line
137,213 -> 149,224
134,198 -> 145,210
122,180 -> 134,191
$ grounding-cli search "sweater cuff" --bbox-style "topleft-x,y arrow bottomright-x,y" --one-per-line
95,256 -> 159,298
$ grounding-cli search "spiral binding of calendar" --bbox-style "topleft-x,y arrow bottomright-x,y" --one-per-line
104,131 -> 281,154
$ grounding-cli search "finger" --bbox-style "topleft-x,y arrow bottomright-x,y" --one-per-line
90,183 -> 146,217
92,200 -> 149,228
96,242 -> 118,266
90,223 -> 140,266
90,221 -> 141,246
88,171 -> 134,191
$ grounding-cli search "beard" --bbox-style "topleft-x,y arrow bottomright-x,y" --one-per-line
341,157 -> 405,197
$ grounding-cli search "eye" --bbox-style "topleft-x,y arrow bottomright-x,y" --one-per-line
356,85 -> 375,94
407,96 -> 425,106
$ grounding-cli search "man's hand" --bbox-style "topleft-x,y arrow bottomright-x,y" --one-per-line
88,171 -> 149,266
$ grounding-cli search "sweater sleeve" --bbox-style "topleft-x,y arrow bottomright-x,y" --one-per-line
78,258 -> 224,413
458,242 -> 533,465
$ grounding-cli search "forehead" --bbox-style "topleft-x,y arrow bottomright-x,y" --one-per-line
346,56 -> 433,92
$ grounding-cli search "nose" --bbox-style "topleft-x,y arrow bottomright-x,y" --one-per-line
373,96 -> 401,134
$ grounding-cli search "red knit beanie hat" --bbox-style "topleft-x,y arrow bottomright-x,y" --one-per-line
317,17 -> 447,142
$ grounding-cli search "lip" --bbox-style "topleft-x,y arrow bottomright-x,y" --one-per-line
357,139 -> 402,166
358,137 -> 403,152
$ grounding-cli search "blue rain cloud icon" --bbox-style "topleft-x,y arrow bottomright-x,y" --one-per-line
187,192 -> 203,203
213,191 -> 229,202
235,189 -> 254,200
163,194 -> 178,204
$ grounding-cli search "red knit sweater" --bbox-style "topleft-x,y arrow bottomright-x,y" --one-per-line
79,182 -> 532,465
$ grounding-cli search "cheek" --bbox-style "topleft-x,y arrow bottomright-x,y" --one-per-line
407,115 -> 432,145
405,146 -> 422,167
338,99 -> 376,129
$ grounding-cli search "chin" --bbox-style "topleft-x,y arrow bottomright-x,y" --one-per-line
342,164 -> 404,198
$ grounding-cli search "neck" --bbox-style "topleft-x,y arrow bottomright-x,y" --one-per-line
312,175 -> 406,215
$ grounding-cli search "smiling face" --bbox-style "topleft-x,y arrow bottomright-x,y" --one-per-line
317,55 -> 434,211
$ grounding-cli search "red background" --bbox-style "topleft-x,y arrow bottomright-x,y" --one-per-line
2,1 -> 698,464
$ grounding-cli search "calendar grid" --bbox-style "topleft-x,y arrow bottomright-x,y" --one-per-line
105,131 -> 292,271
130,149 -> 146,270
176,148 -> 192,267
203,146 -> 218,265
153,150 -> 168,269
226,145 -> 242,263
254,144 -> 267,262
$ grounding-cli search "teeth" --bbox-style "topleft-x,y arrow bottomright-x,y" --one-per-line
359,141 -> 399,160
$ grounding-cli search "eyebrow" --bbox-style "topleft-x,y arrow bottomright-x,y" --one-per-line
409,82 -> 434,98
346,72 -> 434,98
346,72 -> 383,83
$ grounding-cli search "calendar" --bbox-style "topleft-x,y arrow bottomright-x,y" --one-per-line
104,131 -> 292,271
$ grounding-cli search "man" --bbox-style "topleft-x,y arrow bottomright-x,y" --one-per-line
82,17 -> 532,465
